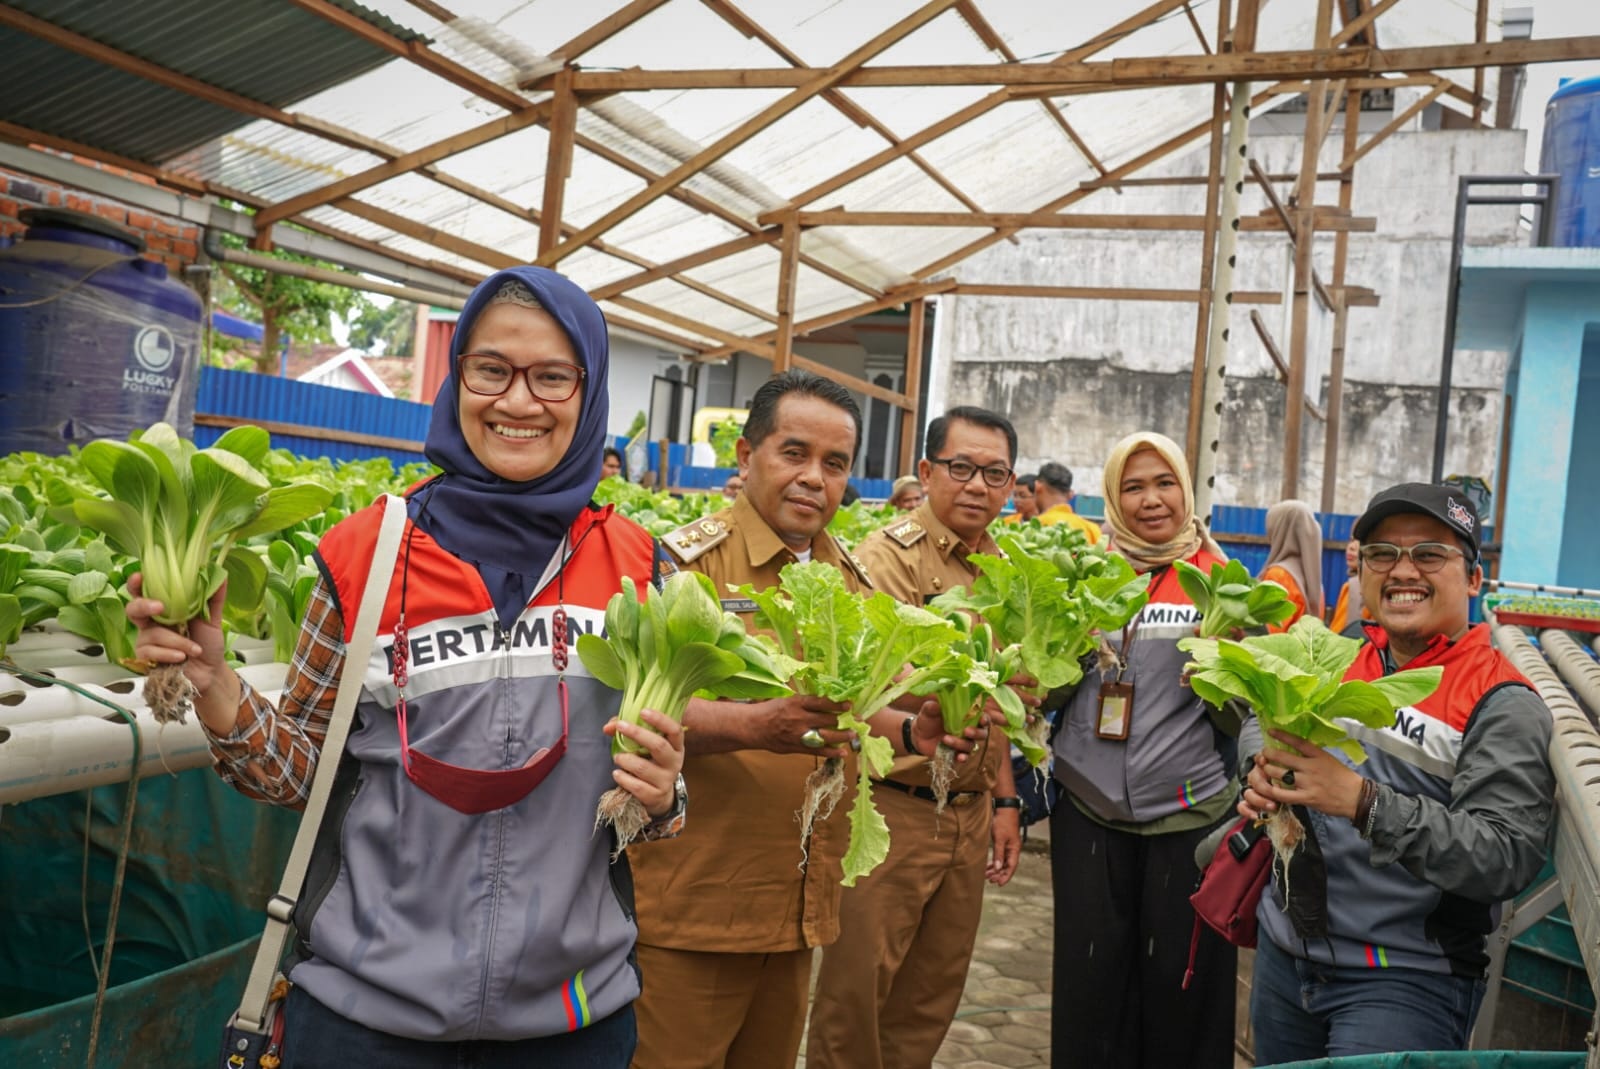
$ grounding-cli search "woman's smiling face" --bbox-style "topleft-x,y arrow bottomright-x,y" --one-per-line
456,302 -> 582,483
1117,449 -> 1186,545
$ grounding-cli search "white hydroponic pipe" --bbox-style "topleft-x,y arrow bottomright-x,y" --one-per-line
0,663 -> 287,728
0,685 -> 285,804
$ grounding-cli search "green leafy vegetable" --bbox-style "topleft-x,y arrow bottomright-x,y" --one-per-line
928,616 -> 1039,810
55,422 -> 334,721
1173,558 -> 1296,638
932,533 -> 1151,693
736,561 -> 977,885
1178,616 -> 1442,883
577,571 -> 795,850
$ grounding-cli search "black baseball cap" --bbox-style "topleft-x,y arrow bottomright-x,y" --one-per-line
1352,482 -> 1480,559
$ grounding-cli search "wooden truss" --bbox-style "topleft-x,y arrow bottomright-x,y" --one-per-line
3,0 -> 1598,496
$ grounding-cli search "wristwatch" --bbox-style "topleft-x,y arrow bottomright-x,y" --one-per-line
902,714 -> 919,756
992,796 -> 1023,811
641,774 -> 689,841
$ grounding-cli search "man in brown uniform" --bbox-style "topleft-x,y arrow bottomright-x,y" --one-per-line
629,371 -> 974,1069
807,405 -> 1026,1069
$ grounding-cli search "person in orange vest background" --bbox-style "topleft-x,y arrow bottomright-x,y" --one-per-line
1260,499 -> 1325,631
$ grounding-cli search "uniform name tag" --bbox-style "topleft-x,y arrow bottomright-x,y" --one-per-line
720,598 -> 758,614
1096,681 -> 1134,741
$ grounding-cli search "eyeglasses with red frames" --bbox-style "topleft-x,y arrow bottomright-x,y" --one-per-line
458,353 -> 585,402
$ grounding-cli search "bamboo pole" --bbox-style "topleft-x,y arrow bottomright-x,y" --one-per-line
899,299 -> 927,475
1321,86 -> 1363,514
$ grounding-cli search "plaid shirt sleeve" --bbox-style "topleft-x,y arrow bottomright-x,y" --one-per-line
205,578 -> 348,812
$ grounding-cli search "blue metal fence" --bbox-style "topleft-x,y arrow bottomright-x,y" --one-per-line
195,367 -> 430,463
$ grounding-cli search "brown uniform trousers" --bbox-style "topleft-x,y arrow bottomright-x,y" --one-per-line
629,494 -> 869,1069
805,502 -> 1005,1069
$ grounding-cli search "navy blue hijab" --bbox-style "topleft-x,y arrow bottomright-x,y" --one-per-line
411,266 -> 609,627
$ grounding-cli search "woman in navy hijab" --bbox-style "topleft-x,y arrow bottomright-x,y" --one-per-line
130,267 -> 684,1066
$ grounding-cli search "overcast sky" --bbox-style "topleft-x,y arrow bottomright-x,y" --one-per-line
1520,1 -> 1600,171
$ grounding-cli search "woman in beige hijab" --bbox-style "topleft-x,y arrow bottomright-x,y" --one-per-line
1048,431 -> 1237,1069
1260,499 -> 1325,629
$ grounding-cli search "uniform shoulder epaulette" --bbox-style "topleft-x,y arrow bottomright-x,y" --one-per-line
831,534 -> 872,586
662,517 -> 730,564
884,519 -> 926,549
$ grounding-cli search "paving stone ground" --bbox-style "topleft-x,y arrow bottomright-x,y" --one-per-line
801,821 -> 1253,1068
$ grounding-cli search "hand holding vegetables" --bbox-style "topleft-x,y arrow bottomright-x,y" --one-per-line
577,571 -> 795,850
1179,617 -> 1441,896
75,422 -> 333,722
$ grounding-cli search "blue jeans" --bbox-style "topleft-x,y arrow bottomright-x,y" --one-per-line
1250,934 -> 1485,1066
280,985 -> 637,1068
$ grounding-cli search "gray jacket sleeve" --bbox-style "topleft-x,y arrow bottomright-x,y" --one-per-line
1367,684 -> 1556,902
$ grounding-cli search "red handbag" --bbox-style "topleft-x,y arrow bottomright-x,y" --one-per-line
1182,817 -> 1271,989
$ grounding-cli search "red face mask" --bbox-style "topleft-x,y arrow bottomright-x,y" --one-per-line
390,608 -> 571,815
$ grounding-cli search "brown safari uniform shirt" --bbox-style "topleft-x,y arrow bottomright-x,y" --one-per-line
628,492 -> 871,955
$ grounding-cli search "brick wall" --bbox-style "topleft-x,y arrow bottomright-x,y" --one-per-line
0,158 -> 200,276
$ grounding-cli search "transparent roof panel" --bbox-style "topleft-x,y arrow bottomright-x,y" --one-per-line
143,0 -> 1507,349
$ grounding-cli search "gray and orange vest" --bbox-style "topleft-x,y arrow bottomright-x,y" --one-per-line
294,497 -> 655,1040
1055,550 -> 1233,824
1256,623 -> 1533,975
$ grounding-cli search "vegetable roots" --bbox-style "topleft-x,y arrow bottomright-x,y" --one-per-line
595,787 -> 650,859
796,756 -> 845,864
929,745 -> 957,815
144,663 -> 197,724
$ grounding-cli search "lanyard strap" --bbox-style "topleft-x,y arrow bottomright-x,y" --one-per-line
1108,564 -> 1173,680
230,494 -> 407,1034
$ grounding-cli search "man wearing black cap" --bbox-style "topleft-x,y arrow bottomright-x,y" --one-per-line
1238,483 -> 1555,1062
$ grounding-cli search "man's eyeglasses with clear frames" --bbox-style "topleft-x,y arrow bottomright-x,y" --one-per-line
1357,542 -> 1468,573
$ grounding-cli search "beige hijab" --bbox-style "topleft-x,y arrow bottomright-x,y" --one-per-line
1264,499 -> 1325,618
1101,431 -> 1225,572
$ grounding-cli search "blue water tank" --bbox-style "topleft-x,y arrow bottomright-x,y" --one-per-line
0,207 -> 201,455
1540,76 -> 1600,248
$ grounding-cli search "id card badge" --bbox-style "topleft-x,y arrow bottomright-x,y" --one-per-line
1096,681 -> 1134,741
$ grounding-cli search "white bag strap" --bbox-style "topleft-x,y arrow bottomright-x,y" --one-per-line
231,493 -> 407,1033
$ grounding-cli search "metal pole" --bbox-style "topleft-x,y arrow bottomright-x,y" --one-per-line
1192,81 -> 1252,524
1431,176 -> 1471,483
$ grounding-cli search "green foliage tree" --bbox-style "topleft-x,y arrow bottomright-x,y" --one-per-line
348,297 -> 418,356
210,225 -> 376,374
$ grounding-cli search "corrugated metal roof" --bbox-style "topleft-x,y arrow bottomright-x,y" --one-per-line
0,0 -> 418,163
0,0 -> 1519,352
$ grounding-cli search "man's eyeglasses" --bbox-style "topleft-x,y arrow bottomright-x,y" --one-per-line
459,353 -> 585,402
928,457 -> 1014,488
1357,542 -> 1467,573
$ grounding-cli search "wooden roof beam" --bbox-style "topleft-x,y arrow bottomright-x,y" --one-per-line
701,0 -> 997,216
286,0 -> 531,113
533,0 -> 963,268
1340,79 -> 1452,169
953,0 -> 1109,176
912,84 -> 1288,279
566,35 -> 1600,91
0,120 -> 208,195
1333,0 -> 1400,47
777,0 -> 1208,212
545,0 -> 675,68
696,277 -> 957,362
250,100 -> 554,236
769,208 -> 1376,232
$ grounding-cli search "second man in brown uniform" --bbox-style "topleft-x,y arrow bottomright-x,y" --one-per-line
807,405 -> 1026,1069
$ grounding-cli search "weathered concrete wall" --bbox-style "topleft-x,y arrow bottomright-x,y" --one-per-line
934,127 -> 1527,512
